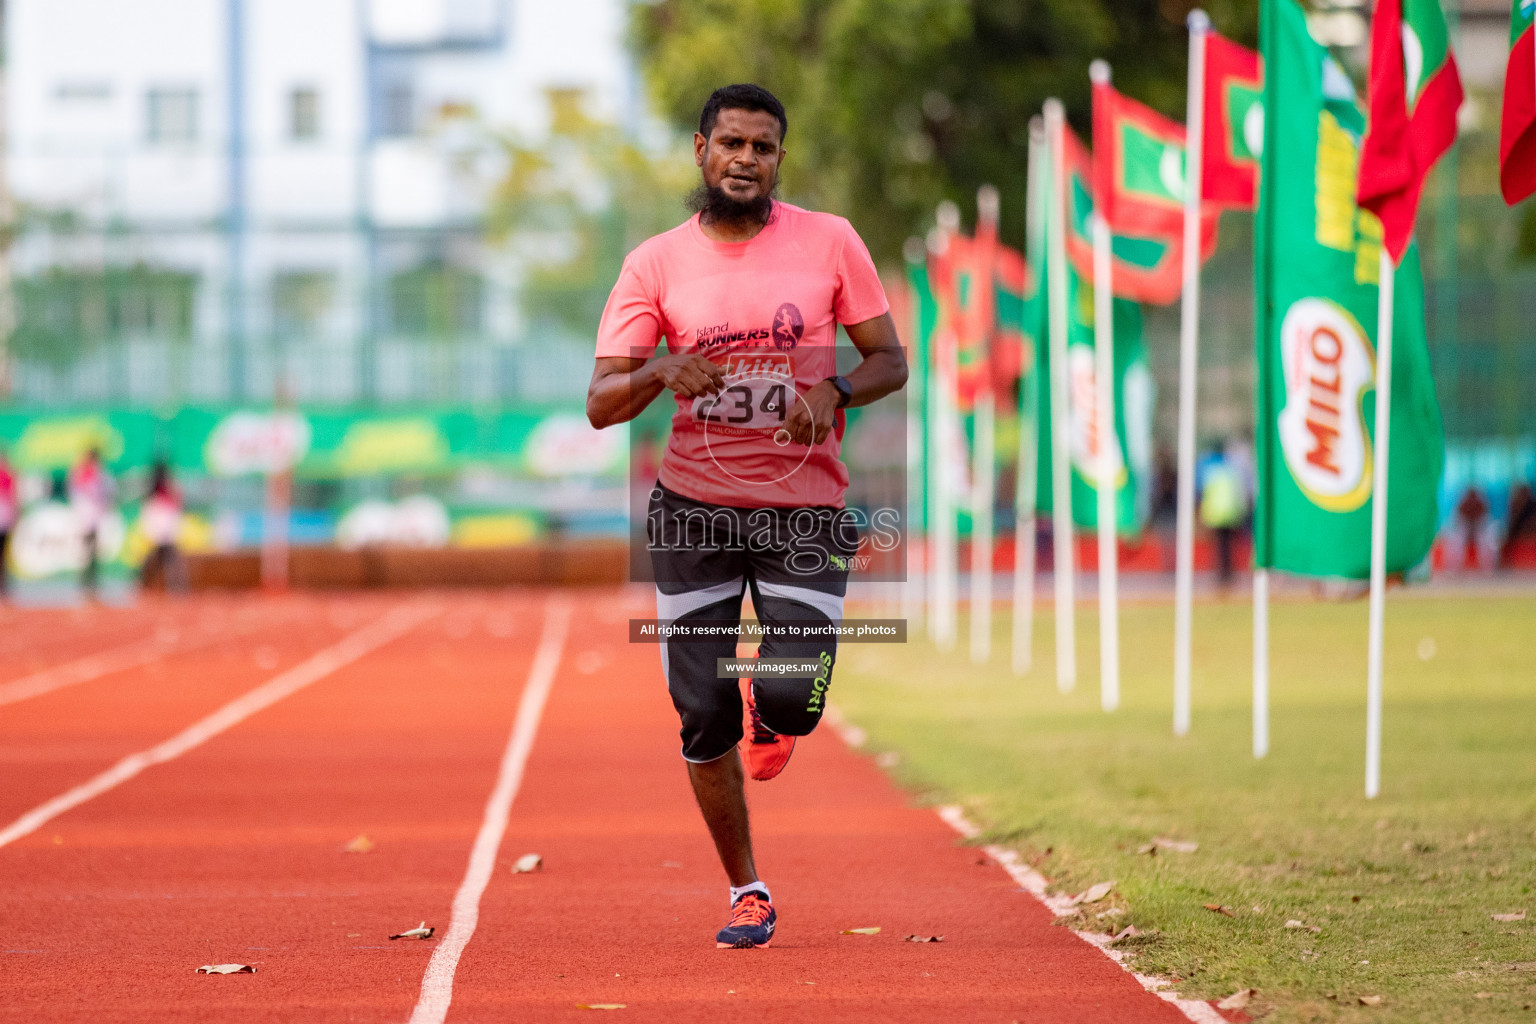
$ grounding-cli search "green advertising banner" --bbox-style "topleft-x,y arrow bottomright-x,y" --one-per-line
1254,0 -> 1445,579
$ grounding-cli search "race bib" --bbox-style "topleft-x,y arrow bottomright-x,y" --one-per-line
691,354 -> 797,432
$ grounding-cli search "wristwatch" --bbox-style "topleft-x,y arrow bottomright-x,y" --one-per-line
824,375 -> 853,409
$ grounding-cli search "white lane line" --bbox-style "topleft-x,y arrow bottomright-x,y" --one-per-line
822,703 -> 1224,1024
408,596 -> 572,1024
933,806 -> 1226,1024
0,611 -> 287,709
0,601 -> 437,850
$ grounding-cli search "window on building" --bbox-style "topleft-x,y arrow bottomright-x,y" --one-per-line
146,88 -> 199,144
272,271 -> 336,338
383,83 -> 414,137
14,265 -> 197,361
388,262 -> 482,336
55,81 -> 113,102
290,87 -> 320,141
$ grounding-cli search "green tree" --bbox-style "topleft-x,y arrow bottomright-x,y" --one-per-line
631,0 -> 1256,262
484,88 -> 696,341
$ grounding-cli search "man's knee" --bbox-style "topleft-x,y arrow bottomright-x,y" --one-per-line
752,657 -> 834,737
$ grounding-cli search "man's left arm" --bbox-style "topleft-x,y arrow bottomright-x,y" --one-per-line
783,313 -> 908,447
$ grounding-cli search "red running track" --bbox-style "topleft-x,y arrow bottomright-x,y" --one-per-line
0,590 -> 1193,1023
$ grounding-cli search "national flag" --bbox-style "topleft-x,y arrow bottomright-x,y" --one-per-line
1358,0 -> 1465,263
1254,0 -> 1444,579
1202,32 -> 1265,210
1500,0 -> 1536,204
1093,77 -> 1220,241
990,244 -> 1031,401
1061,125 -> 1217,306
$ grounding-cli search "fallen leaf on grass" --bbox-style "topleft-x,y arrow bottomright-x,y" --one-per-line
1216,988 -> 1256,1010
511,853 -> 543,874
197,964 -> 256,974
1204,904 -> 1235,917
389,922 -> 435,940
841,927 -> 881,935
576,1004 -> 626,1010
1152,837 -> 1198,854
1285,919 -> 1322,933
1359,995 -> 1383,1007
1072,881 -> 1115,905
1491,911 -> 1526,923
343,834 -> 375,854
903,935 -> 944,942
1096,908 -> 1125,920
1475,992 -> 1493,999
1109,926 -> 1142,943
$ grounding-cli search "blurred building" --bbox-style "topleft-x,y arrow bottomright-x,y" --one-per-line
5,0 -> 639,405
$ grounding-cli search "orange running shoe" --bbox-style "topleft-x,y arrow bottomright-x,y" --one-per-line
743,696 -> 796,781
715,891 -> 776,948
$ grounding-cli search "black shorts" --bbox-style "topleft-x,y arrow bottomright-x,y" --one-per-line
647,483 -> 856,763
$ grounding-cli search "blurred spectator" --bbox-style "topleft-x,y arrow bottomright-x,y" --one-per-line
1500,483 -> 1535,569
0,450 -> 15,595
140,460 -> 188,593
1198,443 -> 1248,590
1444,485 -> 1496,570
68,448 -> 115,594
1150,444 -> 1177,532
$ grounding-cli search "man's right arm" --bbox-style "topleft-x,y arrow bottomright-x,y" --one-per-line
586,354 -> 727,429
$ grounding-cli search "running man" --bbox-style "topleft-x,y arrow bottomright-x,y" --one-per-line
587,84 -> 907,949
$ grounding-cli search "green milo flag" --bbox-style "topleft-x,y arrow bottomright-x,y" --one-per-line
1254,0 -> 1445,579
1025,144 -> 1155,537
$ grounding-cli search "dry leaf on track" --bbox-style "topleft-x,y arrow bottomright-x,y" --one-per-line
389,922 -> 435,940
1216,988 -> 1256,1010
1491,911 -> 1526,922
343,835 -> 374,854
903,934 -> 944,942
1204,904 -> 1236,917
197,964 -> 256,974
576,1004 -> 626,1010
511,853 -> 543,874
841,927 -> 881,935
1072,881 -> 1115,905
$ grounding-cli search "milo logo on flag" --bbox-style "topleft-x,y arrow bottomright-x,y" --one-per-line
1066,344 -> 1126,488
1277,299 -> 1376,512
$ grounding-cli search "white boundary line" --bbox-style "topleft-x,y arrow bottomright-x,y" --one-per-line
0,610 -> 289,709
0,601 -> 437,850
407,596 -> 572,1024
822,703 -> 1226,1024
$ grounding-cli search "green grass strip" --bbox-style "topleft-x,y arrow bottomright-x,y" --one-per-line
834,594 -> 1536,1022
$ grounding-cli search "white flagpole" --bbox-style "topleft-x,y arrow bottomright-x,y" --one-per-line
972,388 -> 995,663
1089,61 -> 1120,712
903,238 -> 928,633
1365,248 -> 1396,799
1014,120 -> 1047,676
1090,209 -> 1120,713
926,231 -> 947,643
971,186 -> 1001,665
1174,9 -> 1210,737
1043,99 -> 1077,693
1253,567 -> 1269,758
932,205 -> 963,650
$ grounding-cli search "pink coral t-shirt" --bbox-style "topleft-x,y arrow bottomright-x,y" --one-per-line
596,202 -> 889,509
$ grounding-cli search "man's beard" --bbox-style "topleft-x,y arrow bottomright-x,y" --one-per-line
686,181 -> 775,225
